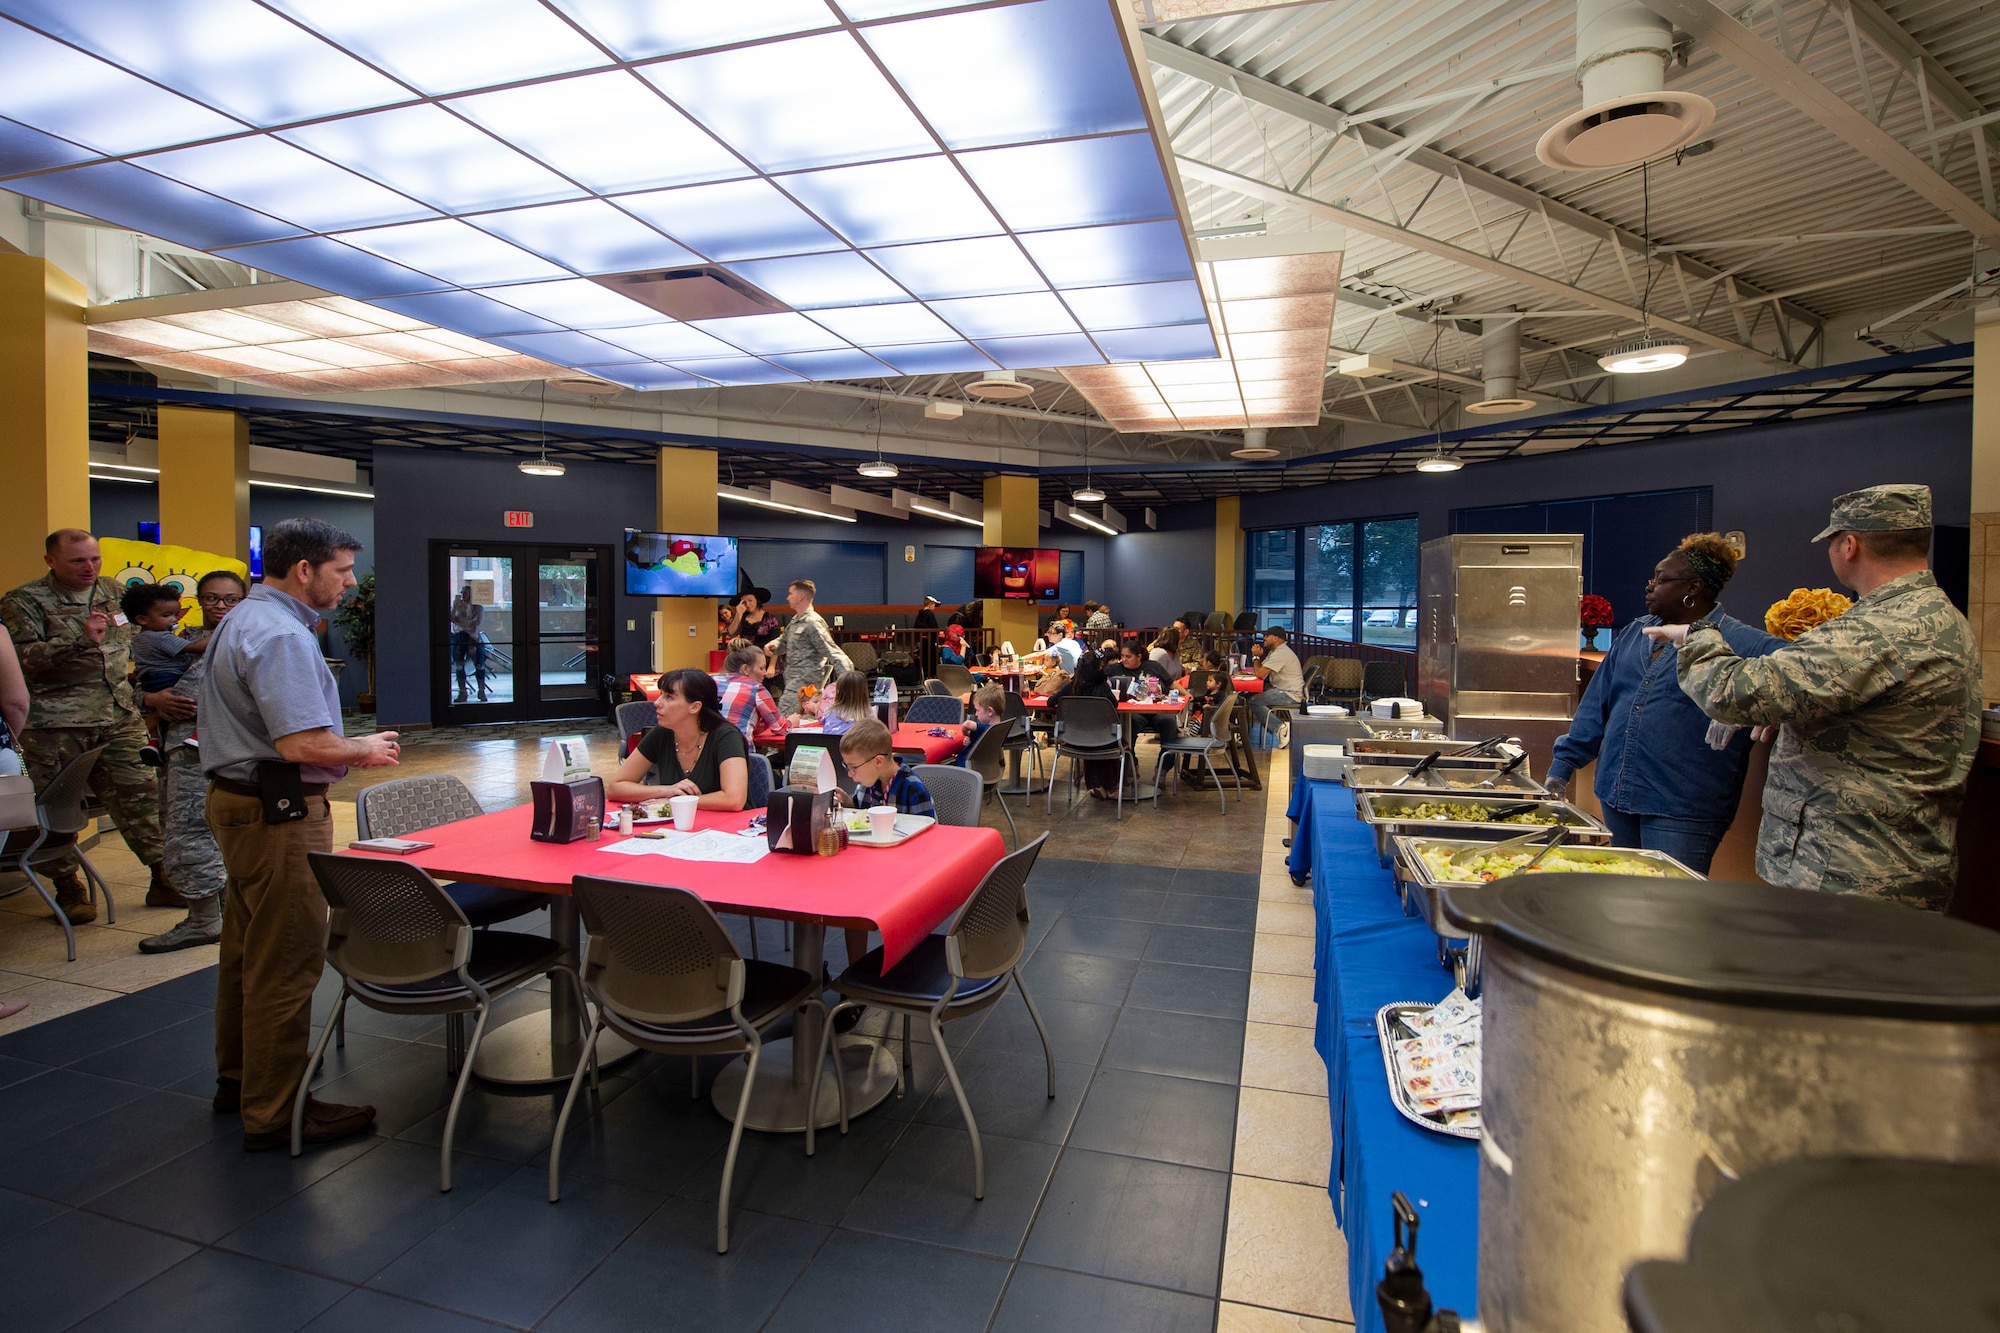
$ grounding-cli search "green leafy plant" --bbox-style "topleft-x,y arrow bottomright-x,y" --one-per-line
331,574 -> 377,703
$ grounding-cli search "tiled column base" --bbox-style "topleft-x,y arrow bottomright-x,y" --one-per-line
1219,761 -> 1354,1331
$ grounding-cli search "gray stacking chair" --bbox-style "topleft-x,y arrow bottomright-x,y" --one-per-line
957,721 -> 1020,848
357,776 -> 547,928
903,694 -> 966,725
843,640 -> 878,674
1000,692 -> 1045,785
1048,695 -> 1125,820
934,663 -> 978,696
810,834 -> 1052,1198
0,747 -> 113,961
300,852 -> 588,1191
1151,692 -> 1240,812
913,763 -> 982,829
549,876 -> 824,1253
614,700 -> 656,752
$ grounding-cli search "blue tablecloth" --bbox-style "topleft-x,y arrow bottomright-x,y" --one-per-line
1294,778 -> 1480,1331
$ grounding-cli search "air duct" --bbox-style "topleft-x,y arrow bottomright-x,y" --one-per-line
1464,319 -> 1536,414
1536,0 -> 1715,170
1232,428 -> 1281,459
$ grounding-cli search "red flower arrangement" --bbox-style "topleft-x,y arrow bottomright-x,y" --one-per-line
1579,594 -> 1614,629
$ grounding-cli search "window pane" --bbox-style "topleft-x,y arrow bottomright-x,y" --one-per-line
1303,523 -> 1355,641
1361,517 -> 1419,646
1249,529 -> 1296,625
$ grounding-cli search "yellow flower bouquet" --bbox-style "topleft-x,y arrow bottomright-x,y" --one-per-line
1765,587 -> 1852,640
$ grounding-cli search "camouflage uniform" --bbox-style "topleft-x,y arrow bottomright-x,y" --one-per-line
0,574 -> 163,870
1675,485 -> 1979,910
158,655 -> 224,903
778,607 -> 852,715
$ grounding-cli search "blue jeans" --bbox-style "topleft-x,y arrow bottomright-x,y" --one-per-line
1597,806 -> 1731,876
1250,691 -> 1298,745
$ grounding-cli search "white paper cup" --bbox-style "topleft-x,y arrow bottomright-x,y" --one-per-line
669,794 -> 699,831
867,806 -> 898,838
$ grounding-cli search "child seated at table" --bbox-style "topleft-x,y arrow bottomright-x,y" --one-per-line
958,684 -> 1006,764
840,719 -> 935,818
1190,648 -> 1236,733
817,670 -> 874,736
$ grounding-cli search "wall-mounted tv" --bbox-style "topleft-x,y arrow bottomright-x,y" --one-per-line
973,546 -> 1061,601
248,525 -> 263,580
624,530 -> 738,597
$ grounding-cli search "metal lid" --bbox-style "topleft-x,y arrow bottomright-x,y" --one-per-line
1440,877 -> 2000,1019
1624,1157 -> 2000,1332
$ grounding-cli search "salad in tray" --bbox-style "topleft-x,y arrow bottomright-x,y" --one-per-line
1393,801 -> 1559,826
1418,843 -> 1675,883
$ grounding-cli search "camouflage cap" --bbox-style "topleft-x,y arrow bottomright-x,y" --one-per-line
1811,483 -> 1933,542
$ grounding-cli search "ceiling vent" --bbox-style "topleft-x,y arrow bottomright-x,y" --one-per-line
592,266 -> 788,320
545,375 -> 622,395
1537,0 -> 1715,170
966,368 -> 1034,400
1464,318 -> 1537,414
1231,428 -> 1281,459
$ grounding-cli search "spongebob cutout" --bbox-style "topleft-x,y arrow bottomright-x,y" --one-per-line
100,537 -> 249,630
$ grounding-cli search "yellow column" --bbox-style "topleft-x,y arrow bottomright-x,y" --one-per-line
1972,307 -> 2000,685
0,254 -> 89,588
157,406 -> 250,562
656,446 -> 719,672
983,474 -> 1041,652
1214,495 -> 1243,619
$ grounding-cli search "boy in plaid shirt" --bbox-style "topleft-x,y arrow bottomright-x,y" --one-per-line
838,718 -> 934,818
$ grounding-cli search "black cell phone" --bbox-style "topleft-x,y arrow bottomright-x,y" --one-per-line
255,761 -> 309,824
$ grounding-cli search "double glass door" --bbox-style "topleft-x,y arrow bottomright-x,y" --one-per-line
432,542 -> 611,724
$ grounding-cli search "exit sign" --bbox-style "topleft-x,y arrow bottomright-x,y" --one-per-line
504,510 -> 534,528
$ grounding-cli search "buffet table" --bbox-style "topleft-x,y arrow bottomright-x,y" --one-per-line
1287,776 -> 1479,1331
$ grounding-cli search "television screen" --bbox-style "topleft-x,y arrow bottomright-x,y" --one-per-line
973,547 -> 1061,601
624,531 -> 738,597
247,525 -> 263,580
137,521 -> 161,544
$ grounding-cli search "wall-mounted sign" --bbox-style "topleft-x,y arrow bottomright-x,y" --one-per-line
504,510 -> 534,528
904,545 -> 916,562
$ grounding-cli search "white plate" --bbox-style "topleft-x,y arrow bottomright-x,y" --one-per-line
847,814 -> 936,847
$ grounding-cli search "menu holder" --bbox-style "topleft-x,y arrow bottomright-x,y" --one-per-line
767,786 -> 832,855
786,745 -> 836,792
530,775 -> 604,844
538,736 -> 593,782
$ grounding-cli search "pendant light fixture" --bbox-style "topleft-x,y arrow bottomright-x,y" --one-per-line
856,396 -> 899,479
518,383 -> 565,476
1416,319 -> 1464,473
1072,432 -> 1104,504
1598,160 -> 1689,375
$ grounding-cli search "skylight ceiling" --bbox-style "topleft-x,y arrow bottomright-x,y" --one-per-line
0,0 -> 1216,393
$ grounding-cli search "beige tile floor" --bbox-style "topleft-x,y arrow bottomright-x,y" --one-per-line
1219,758 -> 1356,1331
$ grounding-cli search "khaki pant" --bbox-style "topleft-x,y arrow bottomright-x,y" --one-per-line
22,718 -> 164,871
207,786 -> 331,1135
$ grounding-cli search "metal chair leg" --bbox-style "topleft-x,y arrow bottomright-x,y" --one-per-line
546,1020 -> 603,1203
1205,751 -> 1226,814
717,1038 -> 761,1253
806,999 -> 853,1156
292,989 -> 347,1156
900,1012 -> 912,1094
19,865 -> 75,962
1014,972 -> 1056,1098
553,965 -> 599,1094
78,855 -> 116,924
439,1001 -> 491,1192
931,1013 -> 984,1199
335,1003 -> 346,1050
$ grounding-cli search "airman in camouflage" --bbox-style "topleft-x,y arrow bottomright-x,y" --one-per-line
0,530 -> 168,922
1671,485 -> 1980,910
777,579 -> 852,716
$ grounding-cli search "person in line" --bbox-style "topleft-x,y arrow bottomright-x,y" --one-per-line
1247,626 -> 1306,746
959,684 -> 1007,764
939,622 -> 970,666
200,518 -> 401,1151
717,642 -> 787,742
1105,641 -> 1180,746
140,570 -> 249,955
722,587 -> 782,650
125,582 -> 208,765
816,670 -> 874,737
2,529 -> 172,918
609,667 -> 750,811
448,583 -> 488,703
1654,485 -> 1980,909
1545,534 -> 1782,874
777,579 -> 851,716
1148,626 -> 1181,673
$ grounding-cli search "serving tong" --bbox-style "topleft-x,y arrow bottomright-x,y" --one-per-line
1389,750 -> 1443,787
1449,823 -> 1568,870
1470,752 -> 1528,788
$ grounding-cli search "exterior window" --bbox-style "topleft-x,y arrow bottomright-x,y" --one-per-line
1248,516 -> 1416,643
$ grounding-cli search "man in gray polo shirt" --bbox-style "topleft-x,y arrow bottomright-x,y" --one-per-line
201,517 -> 401,1151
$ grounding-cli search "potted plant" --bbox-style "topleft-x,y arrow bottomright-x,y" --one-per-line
332,574 -> 377,711
1579,593 -> 1614,651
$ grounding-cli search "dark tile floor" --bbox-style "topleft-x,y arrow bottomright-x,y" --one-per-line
0,848 -> 1263,1332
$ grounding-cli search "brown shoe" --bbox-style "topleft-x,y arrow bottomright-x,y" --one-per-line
145,864 -> 186,909
53,871 -> 97,925
212,1076 -> 241,1114
243,1098 -> 376,1152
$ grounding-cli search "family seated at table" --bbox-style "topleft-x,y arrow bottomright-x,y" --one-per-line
610,667 -> 750,811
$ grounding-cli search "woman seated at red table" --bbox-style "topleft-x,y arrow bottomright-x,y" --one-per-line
609,667 -> 749,811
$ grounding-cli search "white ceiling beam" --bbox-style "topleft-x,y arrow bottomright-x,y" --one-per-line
1178,157 -> 1795,368
1640,0 -> 2000,247
1142,33 -> 1824,338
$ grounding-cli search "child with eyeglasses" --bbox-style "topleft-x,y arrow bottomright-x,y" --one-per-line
838,719 -> 934,819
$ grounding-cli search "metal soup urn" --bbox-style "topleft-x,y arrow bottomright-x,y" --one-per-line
1440,875 -> 2000,1333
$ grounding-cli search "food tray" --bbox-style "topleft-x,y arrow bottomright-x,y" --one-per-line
1359,719 -> 1444,738
1393,835 -> 1704,948
1348,765 -> 1546,798
843,813 -> 935,847
1349,739 -> 1529,773
1376,1002 -> 1481,1140
1357,792 -> 1607,860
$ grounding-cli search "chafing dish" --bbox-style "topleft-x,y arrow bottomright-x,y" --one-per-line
1348,738 -> 1530,775
1347,765 -> 1546,799
1356,791 -> 1607,861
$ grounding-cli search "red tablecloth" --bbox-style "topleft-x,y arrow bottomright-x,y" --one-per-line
1233,675 -> 1265,694
349,806 -> 1001,970
1017,694 -> 1187,715
629,673 -> 661,700
892,723 -> 963,763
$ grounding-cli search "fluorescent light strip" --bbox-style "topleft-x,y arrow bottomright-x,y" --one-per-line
249,479 -> 375,498
88,470 -> 155,485
716,487 -> 856,523
1068,510 -> 1116,535
89,461 -> 162,474
904,500 -> 983,528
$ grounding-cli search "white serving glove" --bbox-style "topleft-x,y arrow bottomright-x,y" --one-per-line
1704,720 -> 1742,750
1641,623 -> 1690,647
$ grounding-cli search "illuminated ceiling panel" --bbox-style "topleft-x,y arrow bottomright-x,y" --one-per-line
85,288 -> 566,393
1060,232 -> 1343,432
0,0 -> 1213,395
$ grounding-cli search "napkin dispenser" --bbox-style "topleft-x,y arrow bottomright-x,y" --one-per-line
767,786 -> 832,855
530,775 -> 604,843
